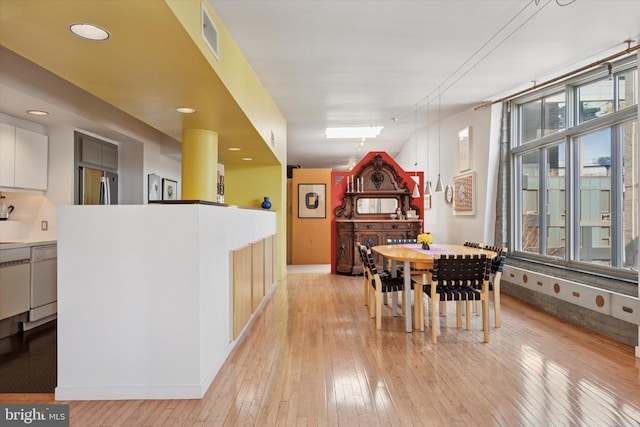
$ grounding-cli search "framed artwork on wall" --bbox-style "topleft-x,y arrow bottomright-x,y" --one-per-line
453,171 -> 475,216
162,178 -> 178,200
148,173 -> 162,201
298,183 -> 326,218
458,126 -> 471,172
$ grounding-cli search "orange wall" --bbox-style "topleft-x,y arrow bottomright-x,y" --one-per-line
290,168 -> 332,264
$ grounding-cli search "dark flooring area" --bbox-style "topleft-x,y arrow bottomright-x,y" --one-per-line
0,320 -> 56,393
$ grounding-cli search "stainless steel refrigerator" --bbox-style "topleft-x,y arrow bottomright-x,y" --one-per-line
79,167 -> 118,205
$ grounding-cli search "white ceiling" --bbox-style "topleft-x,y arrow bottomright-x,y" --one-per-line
1,1 -> 639,172
208,0 -> 640,170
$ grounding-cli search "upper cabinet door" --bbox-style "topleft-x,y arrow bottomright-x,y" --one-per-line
80,137 -> 118,170
14,127 -> 48,191
0,123 -> 16,187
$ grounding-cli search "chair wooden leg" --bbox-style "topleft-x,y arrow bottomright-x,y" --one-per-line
392,291 -> 398,317
376,286 -> 382,330
431,298 -> 437,344
369,285 -> 375,318
494,273 -> 502,328
465,301 -> 472,330
483,297 -> 490,343
439,301 -> 447,317
456,301 -> 462,329
364,276 -> 368,306
414,284 -> 424,331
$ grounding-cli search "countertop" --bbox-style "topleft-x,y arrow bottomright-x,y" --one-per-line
0,240 -> 57,249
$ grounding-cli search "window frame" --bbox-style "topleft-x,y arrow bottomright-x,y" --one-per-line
510,56 -> 638,282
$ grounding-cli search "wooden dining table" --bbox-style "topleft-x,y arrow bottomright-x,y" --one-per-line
371,243 -> 498,333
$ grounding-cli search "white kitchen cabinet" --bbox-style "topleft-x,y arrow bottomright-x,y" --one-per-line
0,247 -> 31,321
0,123 -> 48,191
0,123 -> 16,187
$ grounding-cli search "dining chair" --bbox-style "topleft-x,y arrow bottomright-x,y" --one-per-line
361,245 -> 408,330
423,254 -> 492,344
357,243 -> 390,311
385,237 -> 428,328
386,237 -> 429,274
356,243 -> 393,318
463,241 -> 482,248
482,245 -> 508,328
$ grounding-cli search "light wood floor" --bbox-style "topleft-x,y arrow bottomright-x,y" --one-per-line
2,272 -> 640,426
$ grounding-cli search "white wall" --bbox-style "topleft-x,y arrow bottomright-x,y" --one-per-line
395,105 -> 498,246
143,139 -> 182,202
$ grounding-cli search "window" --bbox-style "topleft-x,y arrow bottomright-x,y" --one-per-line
519,92 -> 565,144
512,58 -> 638,277
577,129 -> 612,265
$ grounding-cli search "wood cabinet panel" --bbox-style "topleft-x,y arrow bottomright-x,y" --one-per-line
264,235 -> 274,294
233,245 -> 252,340
233,234 -> 277,340
251,240 -> 265,312
337,220 -> 421,274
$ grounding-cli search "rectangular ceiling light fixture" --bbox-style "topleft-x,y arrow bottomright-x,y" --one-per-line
326,126 -> 383,139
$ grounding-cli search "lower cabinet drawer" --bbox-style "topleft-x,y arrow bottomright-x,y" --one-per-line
354,222 -> 381,231
382,222 -> 410,230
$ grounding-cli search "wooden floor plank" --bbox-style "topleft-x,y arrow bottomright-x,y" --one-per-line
1,271 -> 639,426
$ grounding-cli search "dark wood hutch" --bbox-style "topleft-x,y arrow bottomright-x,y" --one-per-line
335,154 -> 422,274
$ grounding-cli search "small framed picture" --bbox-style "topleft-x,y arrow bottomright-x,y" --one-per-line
162,178 -> 178,200
298,183 -> 326,218
458,126 -> 471,172
148,174 -> 162,201
453,172 -> 475,216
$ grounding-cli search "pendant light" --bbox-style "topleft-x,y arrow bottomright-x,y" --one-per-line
424,99 -> 433,196
412,105 -> 421,198
434,87 -> 444,193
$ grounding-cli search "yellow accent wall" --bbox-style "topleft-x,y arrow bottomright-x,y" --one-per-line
290,169 -> 332,265
166,0 -> 288,278
182,129 -> 218,201
166,0 -> 287,166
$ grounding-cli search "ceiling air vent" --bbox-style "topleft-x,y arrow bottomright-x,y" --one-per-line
202,5 -> 219,60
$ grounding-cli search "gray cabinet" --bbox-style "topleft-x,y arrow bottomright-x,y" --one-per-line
81,137 -> 118,170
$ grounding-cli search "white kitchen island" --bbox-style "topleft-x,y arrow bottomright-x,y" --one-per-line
55,202 -> 276,400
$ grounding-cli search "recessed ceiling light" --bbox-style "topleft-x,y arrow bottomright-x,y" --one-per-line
326,126 -> 383,139
26,110 -> 49,116
176,107 -> 198,114
228,147 -> 241,151
69,23 -> 110,41
242,157 -> 253,161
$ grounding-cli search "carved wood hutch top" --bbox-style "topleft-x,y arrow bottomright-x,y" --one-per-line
335,154 -> 423,274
